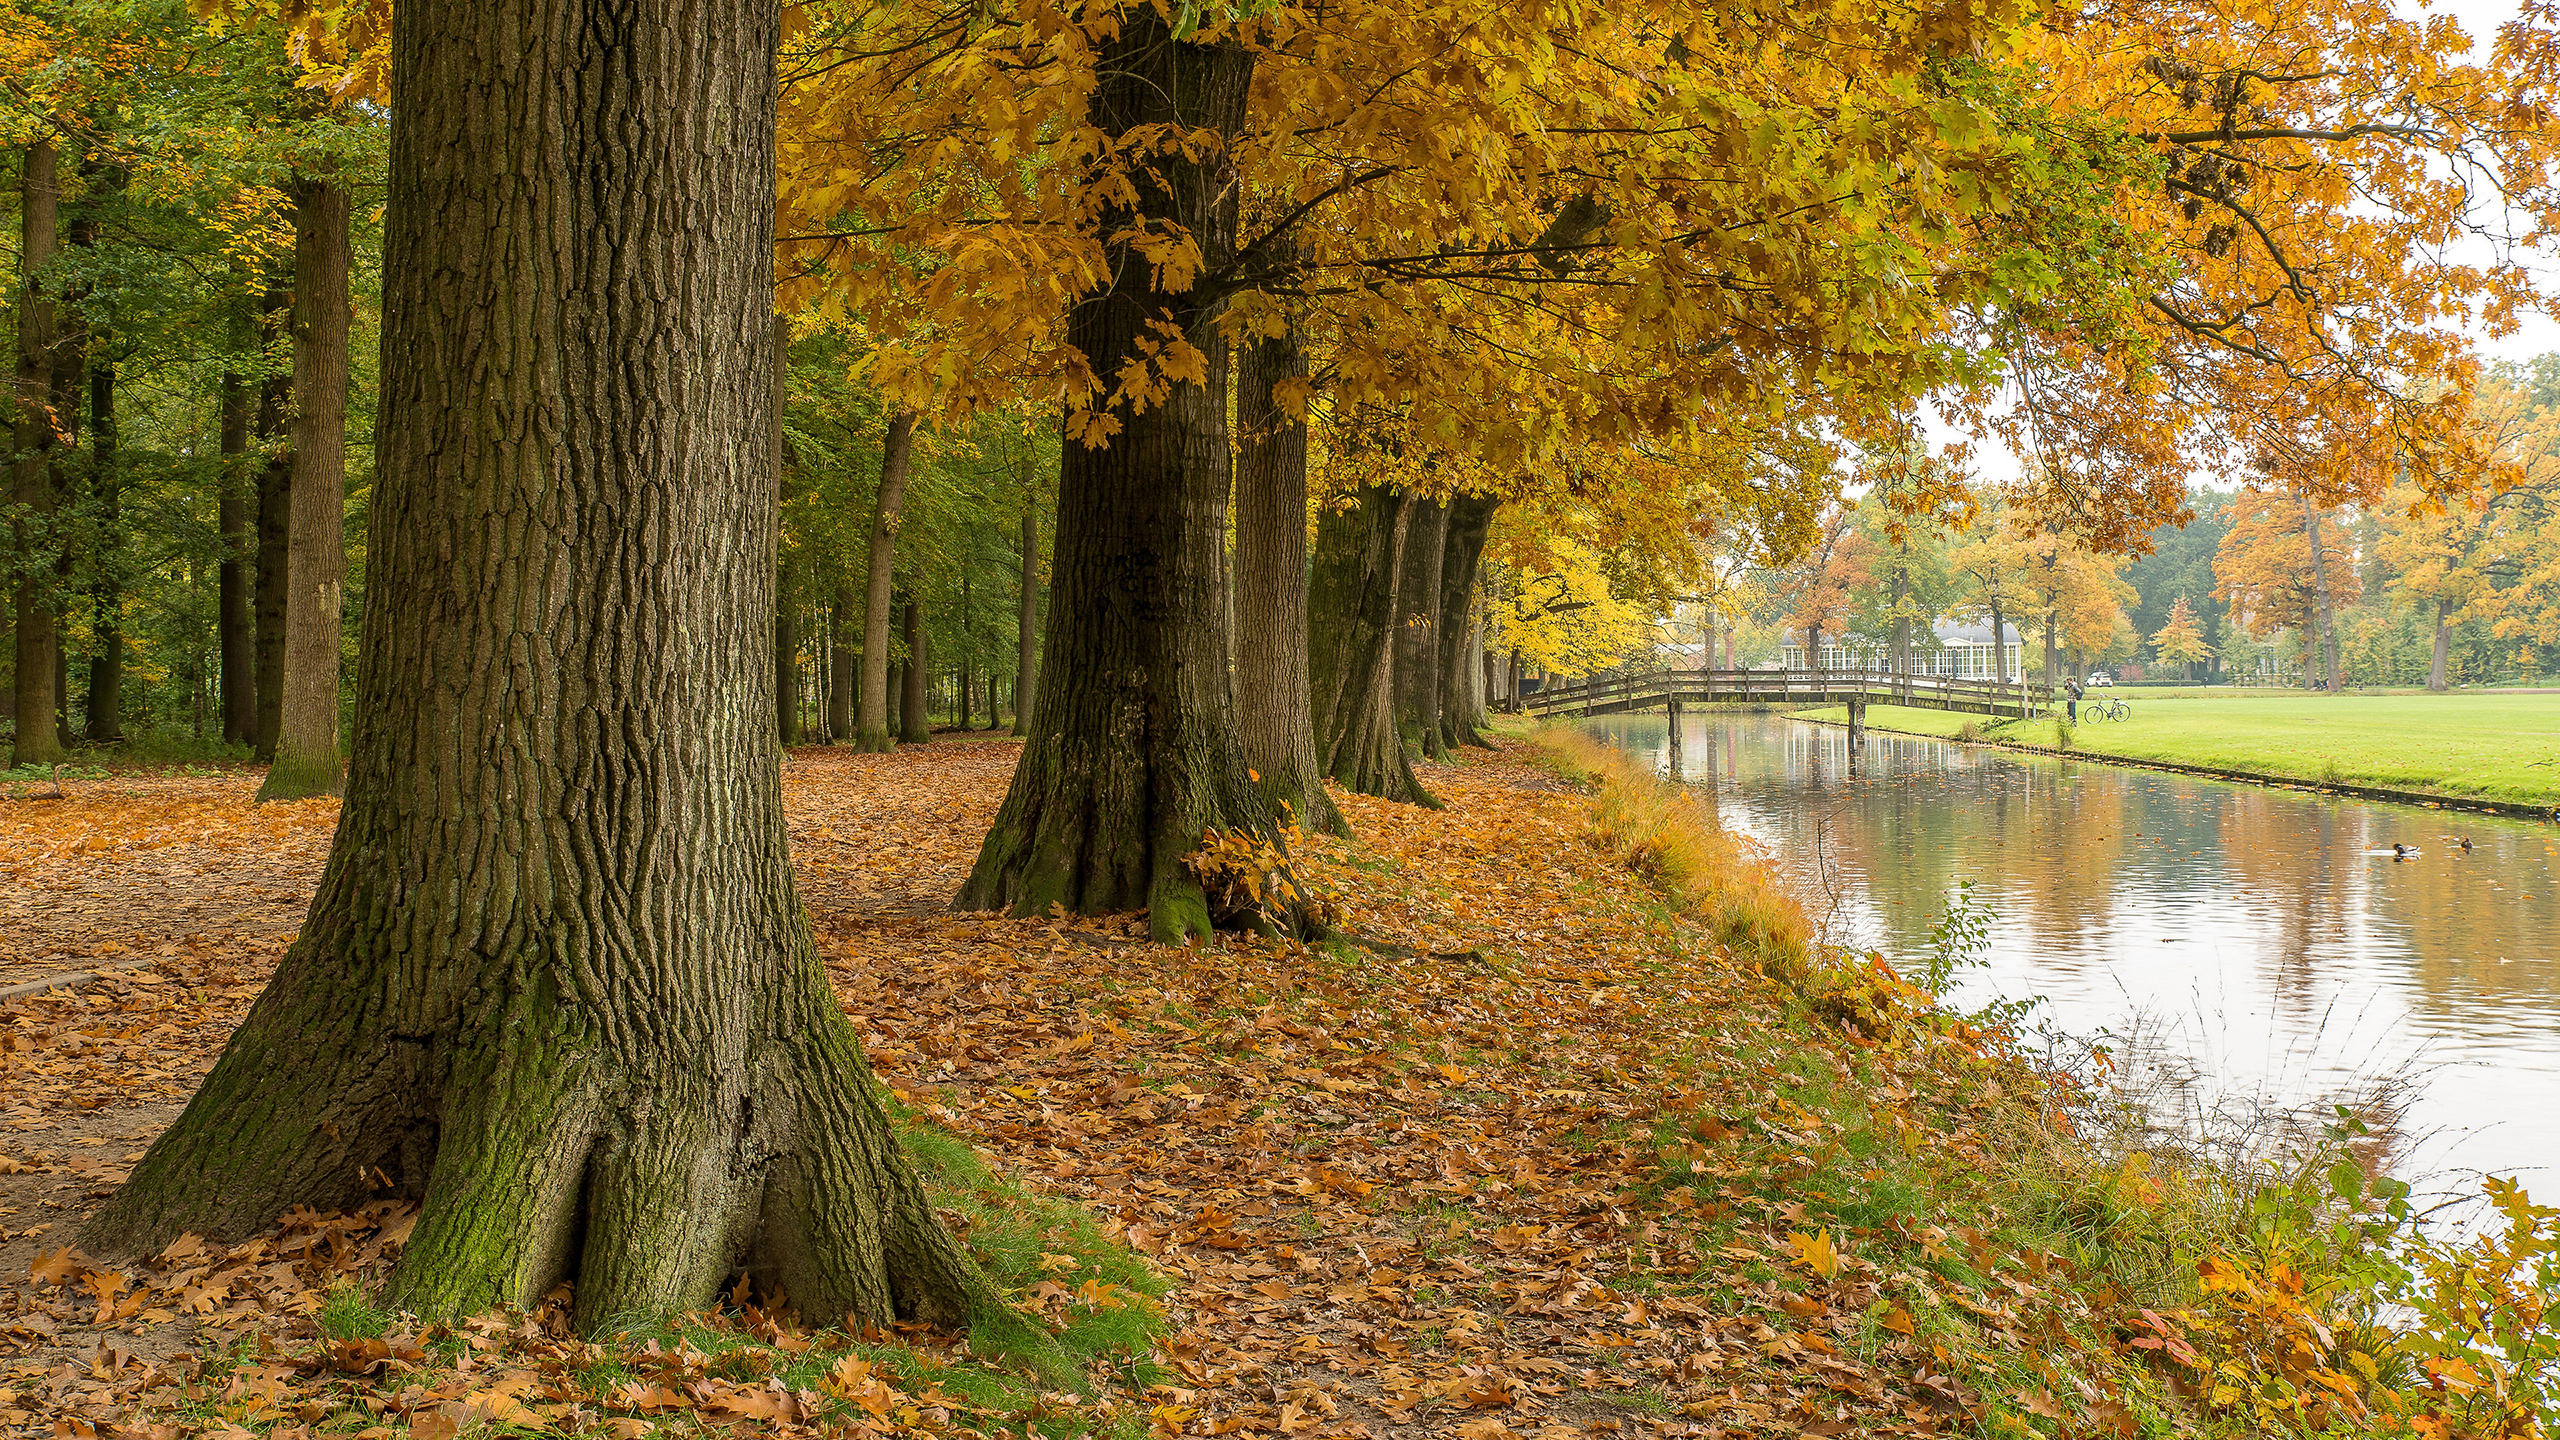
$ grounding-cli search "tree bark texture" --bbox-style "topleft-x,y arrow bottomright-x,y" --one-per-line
219,361 -> 256,745
1013,501 -> 1037,737
1232,326 -> 1344,836
252,281 -> 293,761
10,142 -> 65,768
1393,496 -> 1449,759
956,15 -> 1310,941
855,410 -> 915,751
88,0 -> 1014,1346
1308,485 -> 1434,807
257,178 -> 351,801
1431,492 -> 1496,753
898,596 -> 928,743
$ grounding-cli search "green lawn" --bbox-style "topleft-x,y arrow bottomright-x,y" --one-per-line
1795,691 -> 2560,807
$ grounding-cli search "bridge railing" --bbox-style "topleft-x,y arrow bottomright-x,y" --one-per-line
1521,668 -> 2032,716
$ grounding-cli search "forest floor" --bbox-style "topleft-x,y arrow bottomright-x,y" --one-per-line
2,739 -> 2249,1439
1795,691 -> 2560,808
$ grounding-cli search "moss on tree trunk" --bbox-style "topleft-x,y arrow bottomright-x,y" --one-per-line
88,0 -> 1018,1346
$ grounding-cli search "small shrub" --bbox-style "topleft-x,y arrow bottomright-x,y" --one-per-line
2052,719 -> 2076,750
1955,721 -> 1983,744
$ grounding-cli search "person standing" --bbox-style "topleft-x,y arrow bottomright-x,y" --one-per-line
2065,675 -> 2083,723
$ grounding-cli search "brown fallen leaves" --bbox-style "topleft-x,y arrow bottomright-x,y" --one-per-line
3,739 -> 2123,1439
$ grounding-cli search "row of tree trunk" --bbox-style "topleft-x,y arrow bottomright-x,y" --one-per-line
8,143 -> 347,796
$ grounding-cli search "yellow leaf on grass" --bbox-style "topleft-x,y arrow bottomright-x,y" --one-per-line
1787,1227 -> 1843,1280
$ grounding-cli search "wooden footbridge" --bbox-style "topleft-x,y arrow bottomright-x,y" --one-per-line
1520,668 -> 2036,720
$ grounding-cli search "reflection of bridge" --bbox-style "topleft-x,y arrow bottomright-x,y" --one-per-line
1521,668 -> 2035,719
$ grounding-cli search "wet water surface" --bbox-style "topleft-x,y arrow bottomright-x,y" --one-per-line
1587,710 -> 2560,1197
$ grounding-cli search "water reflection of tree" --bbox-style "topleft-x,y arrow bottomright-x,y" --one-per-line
2215,793 -> 2366,1018
1615,714 -> 2560,1047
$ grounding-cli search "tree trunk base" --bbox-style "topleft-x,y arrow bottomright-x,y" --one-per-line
256,745 -> 345,803
85,931 -> 1052,1368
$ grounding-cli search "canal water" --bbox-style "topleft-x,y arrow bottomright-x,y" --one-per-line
1585,710 -> 2560,1201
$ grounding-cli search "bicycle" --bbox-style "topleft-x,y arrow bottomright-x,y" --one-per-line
2083,695 -> 2130,722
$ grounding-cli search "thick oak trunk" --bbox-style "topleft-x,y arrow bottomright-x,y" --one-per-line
258,178 -> 351,801
1431,492 -> 1496,752
1232,325 -> 1344,836
958,14 -> 1310,941
855,410 -> 915,751
10,143 -> 65,768
90,0 -> 1015,1345
1393,497 -> 1449,760
1308,485 -> 1434,806
219,361 -> 256,745
252,282 -> 292,761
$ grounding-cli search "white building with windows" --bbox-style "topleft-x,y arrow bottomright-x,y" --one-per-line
1779,620 -> 2022,679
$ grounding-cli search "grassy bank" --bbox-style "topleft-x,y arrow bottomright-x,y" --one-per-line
1534,725 -> 2560,1438
1795,691 -> 2560,808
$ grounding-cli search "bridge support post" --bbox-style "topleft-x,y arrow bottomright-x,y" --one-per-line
1666,699 -> 1683,778
1847,692 -> 1868,756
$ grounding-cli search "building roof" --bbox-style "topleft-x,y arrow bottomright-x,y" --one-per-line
1782,621 -> 2022,649
1930,620 -> 2023,646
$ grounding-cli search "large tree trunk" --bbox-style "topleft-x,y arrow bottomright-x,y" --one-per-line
9,142 -> 65,769
1393,496 -> 1449,759
218,359 -> 257,745
1012,499 -> 1036,737
88,0 -> 1019,1347
2427,595 -> 2452,692
257,179 -> 351,802
957,15 -> 1310,941
252,282 -> 292,760
1431,492 -> 1496,752
1232,323 -> 1345,835
855,410 -> 915,751
1308,485 -> 1435,806
898,595 -> 929,743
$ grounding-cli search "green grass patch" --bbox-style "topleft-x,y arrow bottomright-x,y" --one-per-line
1797,691 -> 2560,805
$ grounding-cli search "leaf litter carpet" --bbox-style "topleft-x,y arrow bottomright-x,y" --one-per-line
3,741 -> 2041,1439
